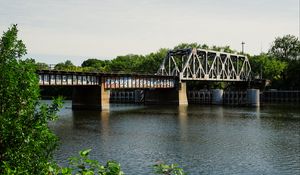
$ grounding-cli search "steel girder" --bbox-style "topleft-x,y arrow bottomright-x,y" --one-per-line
157,48 -> 252,81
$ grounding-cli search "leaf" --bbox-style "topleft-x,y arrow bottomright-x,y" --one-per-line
80,149 -> 92,157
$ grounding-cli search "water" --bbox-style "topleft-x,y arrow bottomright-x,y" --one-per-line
50,101 -> 300,175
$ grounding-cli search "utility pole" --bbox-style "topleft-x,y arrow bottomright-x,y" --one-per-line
241,41 -> 245,54
260,64 -> 263,79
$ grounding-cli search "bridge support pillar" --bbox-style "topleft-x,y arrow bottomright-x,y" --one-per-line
178,82 -> 188,105
247,89 -> 260,107
212,89 -> 224,105
101,80 -> 110,111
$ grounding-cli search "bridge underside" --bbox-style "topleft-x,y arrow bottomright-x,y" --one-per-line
144,82 -> 188,105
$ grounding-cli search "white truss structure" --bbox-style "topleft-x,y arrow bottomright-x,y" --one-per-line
157,48 -> 252,82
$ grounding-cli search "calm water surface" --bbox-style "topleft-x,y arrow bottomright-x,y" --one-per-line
50,101 -> 300,175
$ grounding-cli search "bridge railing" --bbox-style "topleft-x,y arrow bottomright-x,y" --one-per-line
103,76 -> 175,89
38,73 -> 99,86
37,70 -> 177,89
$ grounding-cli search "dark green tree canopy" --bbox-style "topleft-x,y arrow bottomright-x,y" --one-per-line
81,58 -> 111,72
54,60 -> 77,71
269,34 -> 300,60
250,54 -> 287,80
173,43 -> 236,53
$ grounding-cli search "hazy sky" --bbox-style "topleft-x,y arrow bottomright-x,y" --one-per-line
0,0 -> 299,65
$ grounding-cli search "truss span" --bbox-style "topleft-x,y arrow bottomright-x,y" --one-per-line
157,48 -> 252,81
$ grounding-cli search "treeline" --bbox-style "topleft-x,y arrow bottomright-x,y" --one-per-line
37,44 -> 240,74
37,36 -> 299,90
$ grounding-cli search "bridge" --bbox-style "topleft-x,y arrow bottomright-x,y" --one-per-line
38,48 -> 258,110
157,48 -> 251,81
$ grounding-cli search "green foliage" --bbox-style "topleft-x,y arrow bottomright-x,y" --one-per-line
0,24 -> 63,174
81,59 -> 111,72
153,163 -> 186,175
55,60 -> 79,71
48,149 -> 124,175
108,54 -> 144,73
250,34 -> 299,89
173,43 -> 202,50
173,43 -> 236,53
269,34 -> 300,60
136,48 -> 168,74
36,62 -> 50,70
48,149 -> 187,175
285,60 -> 300,89
250,54 -> 288,80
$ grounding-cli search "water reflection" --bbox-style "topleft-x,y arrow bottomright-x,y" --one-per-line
178,105 -> 188,140
100,110 -> 110,138
50,102 -> 300,175
255,106 -> 261,119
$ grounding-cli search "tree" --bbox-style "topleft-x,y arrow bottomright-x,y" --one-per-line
54,60 -> 78,71
250,54 -> 287,80
0,25 -> 62,174
285,60 -> 300,89
269,34 -> 300,60
82,58 -> 102,67
109,54 -> 144,73
81,58 -> 111,72
36,62 -> 50,70
173,43 -> 201,50
173,43 -> 237,53
135,48 -> 168,74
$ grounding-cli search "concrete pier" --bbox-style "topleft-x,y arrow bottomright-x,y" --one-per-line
101,80 -> 110,110
212,89 -> 224,105
247,89 -> 260,107
178,82 -> 188,105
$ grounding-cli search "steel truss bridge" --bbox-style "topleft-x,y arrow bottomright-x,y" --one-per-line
157,48 -> 252,81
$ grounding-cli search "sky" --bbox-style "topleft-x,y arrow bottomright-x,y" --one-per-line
0,0 -> 299,65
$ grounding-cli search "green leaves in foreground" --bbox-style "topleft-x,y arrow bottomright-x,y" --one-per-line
48,149 -> 124,175
0,24 -> 63,175
153,163 -> 186,175
48,149 -> 187,175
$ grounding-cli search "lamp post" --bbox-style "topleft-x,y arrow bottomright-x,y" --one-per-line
241,41 -> 245,54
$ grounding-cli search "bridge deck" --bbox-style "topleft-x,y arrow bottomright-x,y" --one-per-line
37,70 -> 177,89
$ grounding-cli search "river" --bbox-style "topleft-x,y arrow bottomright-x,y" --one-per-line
49,101 -> 300,175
